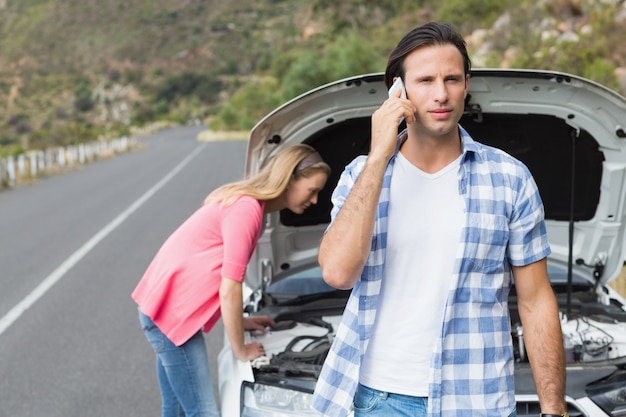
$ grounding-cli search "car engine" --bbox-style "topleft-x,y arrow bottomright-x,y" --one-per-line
511,285 -> 626,364
250,283 -> 626,393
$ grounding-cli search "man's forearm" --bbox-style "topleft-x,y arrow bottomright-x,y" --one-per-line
319,156 -> 388,290
521,296 -> 566,414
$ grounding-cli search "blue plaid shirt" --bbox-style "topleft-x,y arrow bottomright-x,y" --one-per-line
313,127 -> 551,417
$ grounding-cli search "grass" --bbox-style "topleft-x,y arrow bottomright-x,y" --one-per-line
611,265 -> 626,299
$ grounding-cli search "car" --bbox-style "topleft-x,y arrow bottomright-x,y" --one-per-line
217,70 -> 626,417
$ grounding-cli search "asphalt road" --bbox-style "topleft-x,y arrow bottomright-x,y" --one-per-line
0,126 -> 247,417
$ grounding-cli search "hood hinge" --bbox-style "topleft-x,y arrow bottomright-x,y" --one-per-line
464,102 -> 483,123
246,259 -> 274,313
261,258 -> 273,291
575,252 -> 607,286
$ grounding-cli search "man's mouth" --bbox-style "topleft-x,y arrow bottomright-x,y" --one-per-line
430,108 -> 452,119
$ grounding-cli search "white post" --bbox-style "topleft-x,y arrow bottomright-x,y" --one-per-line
45,149 -> 53,171
29,152 -> 37,177
17,154 -> 25,176
38,151 -> 45,172
58,148 -> 66,168
79,144 -> 85,164
7,156 -> 15,185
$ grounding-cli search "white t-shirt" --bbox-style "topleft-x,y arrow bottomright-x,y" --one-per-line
360,151 -> 465,396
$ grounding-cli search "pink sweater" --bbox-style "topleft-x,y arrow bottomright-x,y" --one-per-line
132,196 -> 265,346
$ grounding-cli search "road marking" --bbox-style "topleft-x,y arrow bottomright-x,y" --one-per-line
0,144 -> 207,337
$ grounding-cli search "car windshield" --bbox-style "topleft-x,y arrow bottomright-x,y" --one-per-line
266,266 -> 335,296
266,263 -> 592,298
547,263 -> 592,286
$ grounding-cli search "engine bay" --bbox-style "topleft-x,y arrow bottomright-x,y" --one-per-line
249,316 -> 338,392
248,283 -> 626,392
512,285 -> 626,364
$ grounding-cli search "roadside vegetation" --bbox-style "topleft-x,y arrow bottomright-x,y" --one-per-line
0,0 -> 625,156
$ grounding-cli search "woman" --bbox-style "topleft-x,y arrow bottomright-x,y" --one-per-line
132,144 -> 330,417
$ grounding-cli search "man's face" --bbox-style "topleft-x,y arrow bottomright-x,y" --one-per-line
403,44 -> 469,139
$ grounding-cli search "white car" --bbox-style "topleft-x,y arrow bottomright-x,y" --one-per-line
218,70 -> 626,417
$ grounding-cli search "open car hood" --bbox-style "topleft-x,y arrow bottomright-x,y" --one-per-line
244,69 -> 626,291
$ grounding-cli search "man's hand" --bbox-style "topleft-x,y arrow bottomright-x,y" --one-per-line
370,87 -> 416,164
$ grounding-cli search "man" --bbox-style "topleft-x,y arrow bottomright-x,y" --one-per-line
312,22 -> 567,417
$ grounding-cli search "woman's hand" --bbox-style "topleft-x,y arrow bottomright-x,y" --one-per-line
239,342 -> 267,361
243,315 -> 276,332
220,279 -> 276,361
233,316 -> 275,361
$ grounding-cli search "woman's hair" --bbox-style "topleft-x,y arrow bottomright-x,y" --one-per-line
204,144 -> 330,207
384,21 -> 471,89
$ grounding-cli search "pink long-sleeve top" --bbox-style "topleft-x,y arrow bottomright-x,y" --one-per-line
132,196 -> 265,346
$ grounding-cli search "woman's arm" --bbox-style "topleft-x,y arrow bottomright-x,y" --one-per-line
219,277 -> 266,361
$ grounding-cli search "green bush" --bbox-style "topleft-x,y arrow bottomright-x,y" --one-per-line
71,77 -> 95,112
0,142 -> 25,158
211,77 -> 282,131
28,122 -> 97,149
582,57 -> 619,92
209,104 -> 239,131
132,102 -> 157,125
277,31 -> 386,101
153,71 -> 222,105
0,134 -> 19,148
211,30 -> 387,130
74,94 -> 95,112
433,0 -> 518,32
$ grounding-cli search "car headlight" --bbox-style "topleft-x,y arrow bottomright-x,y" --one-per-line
241,382 -> 317,416
587,370 -> 626,416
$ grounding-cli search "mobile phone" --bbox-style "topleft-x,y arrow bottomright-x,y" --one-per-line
388,77 -> 407,99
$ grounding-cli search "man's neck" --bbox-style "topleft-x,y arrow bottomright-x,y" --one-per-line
400,127 -> 462,174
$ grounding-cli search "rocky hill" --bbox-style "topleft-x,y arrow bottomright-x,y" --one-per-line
0,0 -> 625,152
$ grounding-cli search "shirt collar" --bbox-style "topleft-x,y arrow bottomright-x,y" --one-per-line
394,125 -> 481,162
459,125 -> 482,161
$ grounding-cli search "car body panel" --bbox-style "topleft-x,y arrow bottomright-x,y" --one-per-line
244,70 -> 626,293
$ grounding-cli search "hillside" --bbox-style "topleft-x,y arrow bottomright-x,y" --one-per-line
1,0 -> 625,153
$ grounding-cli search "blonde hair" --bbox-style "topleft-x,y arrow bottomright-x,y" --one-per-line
204,144 -> 330,207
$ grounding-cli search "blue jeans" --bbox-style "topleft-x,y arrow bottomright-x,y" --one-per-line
138,309 -> 219,417
354,384 -> 516,417
354,384 -> 428,417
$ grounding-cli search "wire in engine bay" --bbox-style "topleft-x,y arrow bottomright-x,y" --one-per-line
252,317 -> 334,375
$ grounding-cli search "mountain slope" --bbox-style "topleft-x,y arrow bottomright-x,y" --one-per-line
0,0 -> 625,152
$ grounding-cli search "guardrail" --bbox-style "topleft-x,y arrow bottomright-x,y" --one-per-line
0,136 -> 140,189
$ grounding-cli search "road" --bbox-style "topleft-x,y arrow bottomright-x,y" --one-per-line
0,126 -> 247,416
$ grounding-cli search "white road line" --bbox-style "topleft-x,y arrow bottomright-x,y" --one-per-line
0,143 -> 207,337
